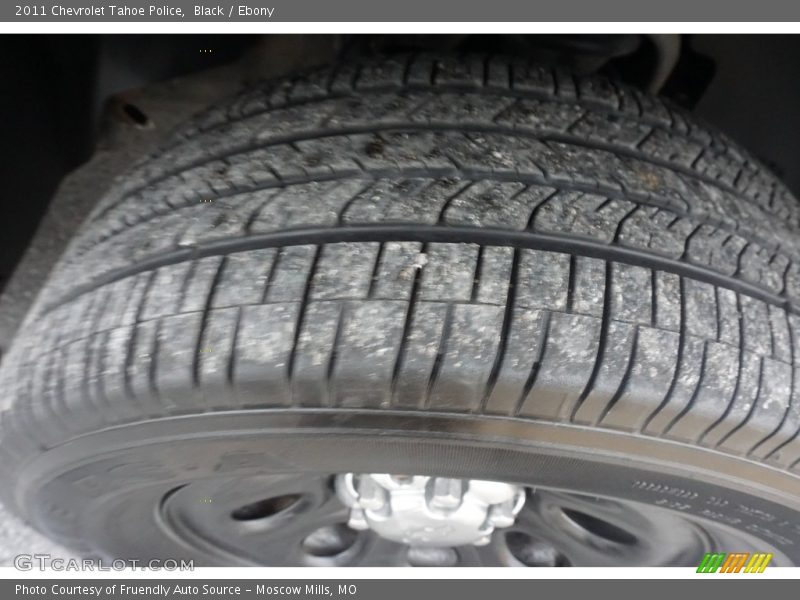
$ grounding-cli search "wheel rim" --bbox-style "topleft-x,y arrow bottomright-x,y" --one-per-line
22,409 -> 800,565
159,473 -> 775,566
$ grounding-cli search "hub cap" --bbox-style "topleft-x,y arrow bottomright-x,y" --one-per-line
335,473 -> 526,547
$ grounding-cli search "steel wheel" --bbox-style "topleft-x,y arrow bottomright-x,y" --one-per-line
159,473 -> 780,567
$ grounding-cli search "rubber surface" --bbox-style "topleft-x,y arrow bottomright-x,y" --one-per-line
2,54 -> 800,559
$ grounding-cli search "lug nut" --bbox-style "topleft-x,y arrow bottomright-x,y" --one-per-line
357,475 -> 388,511
488,499 -> 517,528
429,477 -> 463,510
348,507 -> 370,531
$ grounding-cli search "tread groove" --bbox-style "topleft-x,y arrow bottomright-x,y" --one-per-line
192,257 -> 228,394
286,245 -> 323,396
227,306 -> 242,389
663,340 -> 709,435
40,225 -> 796,319
642,277 -> 688,433
123,271 -> 158,415
390,244 -> 427,407
598,326 -> 640,425
570,261 -> 613,421
326,302 -> 347,408
513,309 -> 552,417
699,293 -> 746,443
70,159 -> 788,273
424,303 -> 454,410
479,247 -> 520,413
751,310 -> 797,456
716,357 -> 765,448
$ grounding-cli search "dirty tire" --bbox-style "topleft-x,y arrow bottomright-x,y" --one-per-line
3,54 -> 800,565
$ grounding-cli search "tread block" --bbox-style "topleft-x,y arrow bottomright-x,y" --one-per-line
431,55 -> 486,87
212,249 -> 277,308
177,190 -> 281,245
446,132 -> 547,176
572,321 -> 638,425
393,302 -> 449,409
790,314 -> 800,367
443,180 -> 531,229
684,279 -> 719,340
291,301 -> 343,407
495,97 -> 583,134
749,371 -> 800,462
617,207 -> 695,259
719,358 -> 792,456
518,312 -> 601,420
311,243 -> 379,300
29,344 -> 66,448
263,245 -> 316,303
419,243 -> 480,302
571,257 -> 606,317
233,303 -> 299,407
510,61 -> 555,94
667,341 -> 740,442
769,304 -> 793,364
740,296 -> 773,357
702,350 -> 762,448
96,277 -> 137,332
611,263 -> 652,326
653,271 -> 681,332
738,244 -> 789,295
566,109 -> 650,146
716,288 -> 741,347
370,241 -> 424,301
354,56 -> 408,88
100,325 -> 139,422
180,257 -> 224,313
601,326 -> 680,431
685,225 -> 746,276
533,191 -> 634,243
124,320 -> 159,415
342,178 -> 439,224
153,313 -> 204,413
428,304 -> 505,412
413,92 -> 517,125
517,249 -> 569,312
331,301 -> 407,408
197,307 -> 239,395
474,246 -> 514,305
484,308 -> 547,415
644,335 -> 705,435
251,181 -> 365,233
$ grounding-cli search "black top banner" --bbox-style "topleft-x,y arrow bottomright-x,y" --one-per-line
5,0 -> 800,22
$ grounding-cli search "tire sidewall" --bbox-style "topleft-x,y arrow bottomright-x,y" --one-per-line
17,410 -> 800,565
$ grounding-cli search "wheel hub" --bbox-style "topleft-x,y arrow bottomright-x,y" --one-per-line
334,473 -> 526,547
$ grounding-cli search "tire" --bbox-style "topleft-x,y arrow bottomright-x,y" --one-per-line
3,53 -> 800,566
